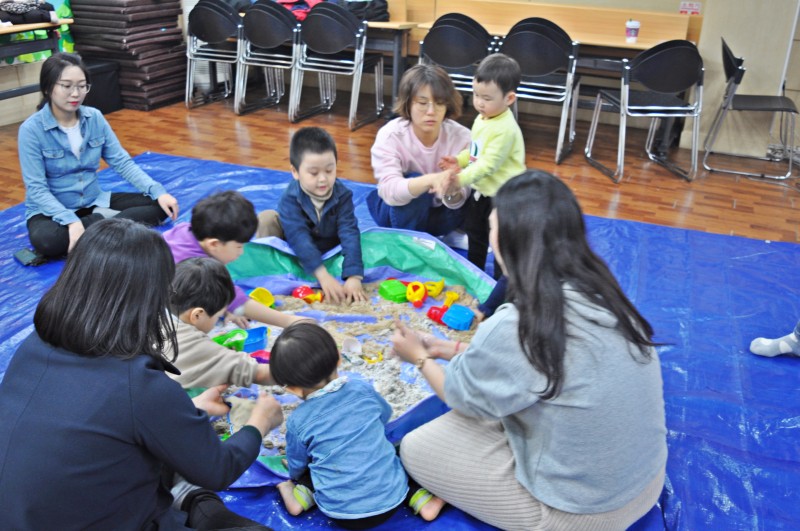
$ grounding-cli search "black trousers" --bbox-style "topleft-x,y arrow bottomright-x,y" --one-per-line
463,192 -> 497,276
26,192 -> 166,257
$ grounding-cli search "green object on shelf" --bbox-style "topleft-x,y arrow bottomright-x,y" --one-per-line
212,329 -> 247,351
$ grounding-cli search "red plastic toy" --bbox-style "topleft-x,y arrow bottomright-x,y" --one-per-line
292,285 -> 324,303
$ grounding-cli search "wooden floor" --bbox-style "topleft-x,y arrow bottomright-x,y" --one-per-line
1,95 -> 799,242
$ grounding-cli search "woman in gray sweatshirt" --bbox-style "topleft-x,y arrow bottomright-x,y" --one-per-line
392,170 -> 667,531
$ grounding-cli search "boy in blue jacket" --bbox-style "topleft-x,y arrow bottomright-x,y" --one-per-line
257,127 -> 366,304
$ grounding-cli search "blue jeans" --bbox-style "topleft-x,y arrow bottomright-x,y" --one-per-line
366,189 -> 465,236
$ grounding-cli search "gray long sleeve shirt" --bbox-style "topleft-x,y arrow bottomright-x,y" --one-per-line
444,288 -> 667,514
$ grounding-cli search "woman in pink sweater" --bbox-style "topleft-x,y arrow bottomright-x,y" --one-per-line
367,65 -> 471,235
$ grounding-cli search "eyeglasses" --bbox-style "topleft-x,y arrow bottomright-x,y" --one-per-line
412,99 -> 446,111
56,82 -> 91,94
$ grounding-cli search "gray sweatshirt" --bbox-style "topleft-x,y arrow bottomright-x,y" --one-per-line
444,287 -> 667,514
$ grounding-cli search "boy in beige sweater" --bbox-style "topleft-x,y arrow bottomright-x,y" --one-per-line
165,257 -> 273,388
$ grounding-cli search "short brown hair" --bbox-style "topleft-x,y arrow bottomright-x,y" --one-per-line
475,53 -> 521,95
393,64 -> 463,120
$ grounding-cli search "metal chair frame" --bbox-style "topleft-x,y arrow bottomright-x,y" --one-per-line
499,18 -> 580,164
185,0 -> 243,109
703,38 -> 797,180
234,1 -> 299,115
584,40 -> 704,183
287,3 -> 384,131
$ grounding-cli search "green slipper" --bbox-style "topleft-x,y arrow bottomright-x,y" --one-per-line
293,484 -> 315,512
409,488 -> 433,515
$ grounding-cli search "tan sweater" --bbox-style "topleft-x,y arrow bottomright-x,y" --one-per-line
166,318 -> 259,388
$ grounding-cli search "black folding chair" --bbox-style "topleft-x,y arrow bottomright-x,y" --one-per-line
703,38 -> 797,180
287,2 -> 384,131
185,0 -> 242,108
499,18 -> 580,164
419,13 -> 495,96
584,40 -> 704,182
234,0 -> 299,115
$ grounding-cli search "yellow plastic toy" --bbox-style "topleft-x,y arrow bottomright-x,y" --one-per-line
362,349 -> 384,364
443,291 -> 459,308
249,287 -> 275,308
406,281 -> 427,308
424,278 -> 445,298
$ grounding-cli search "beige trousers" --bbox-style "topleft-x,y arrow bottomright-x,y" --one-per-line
400,410 -> 665,531
256,210 -> 284,239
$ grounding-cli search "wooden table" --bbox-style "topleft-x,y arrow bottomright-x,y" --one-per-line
0,19 -> 74,101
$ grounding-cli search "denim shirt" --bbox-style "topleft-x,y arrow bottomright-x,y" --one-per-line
285,378 -> 408,519
19,104 -> 167,225
277,179 -> 364,279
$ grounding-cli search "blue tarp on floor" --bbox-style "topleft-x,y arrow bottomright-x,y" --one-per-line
1,153 -> 798,530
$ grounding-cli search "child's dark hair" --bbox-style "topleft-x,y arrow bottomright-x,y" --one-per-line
171,257 -> 235,316
289,127 -> 338,170
190,190 -> 257,243
475,53 -> 521,95
270,322 -> 340,388
38,52 -> 91,110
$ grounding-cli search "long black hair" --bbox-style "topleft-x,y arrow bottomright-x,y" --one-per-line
37,52 -> 91,110
495,170 -> 656,399
34,218 -> 178,361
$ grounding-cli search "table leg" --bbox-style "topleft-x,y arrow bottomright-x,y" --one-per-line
391,30 -> 404,107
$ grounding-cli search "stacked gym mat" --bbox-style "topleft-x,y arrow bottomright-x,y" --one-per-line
69,0 -> 186,111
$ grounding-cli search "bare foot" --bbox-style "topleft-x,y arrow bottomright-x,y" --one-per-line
418,495 -> 446,521
277,480 -> 304,516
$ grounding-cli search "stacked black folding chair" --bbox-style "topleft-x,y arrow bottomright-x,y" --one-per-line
499,17 -> 580,164
419,13 -> 496,96
287,2 -> 384,131
70,0 -> 186,111
234,0 -> 299,115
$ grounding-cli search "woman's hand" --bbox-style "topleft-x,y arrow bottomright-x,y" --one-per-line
157,193 -> 179,221
438,155 -> 460,173
247,392 -> 284,437
67,221 -> 85,253
418,332 -> 464,361
391,320 -> 429,364
192,384 -> 231,416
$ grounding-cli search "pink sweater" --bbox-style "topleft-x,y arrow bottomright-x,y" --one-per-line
371,118 -> 471,206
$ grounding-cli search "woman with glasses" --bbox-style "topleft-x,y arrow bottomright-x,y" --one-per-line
366,64 -> 470,236
18,52 -> 179,259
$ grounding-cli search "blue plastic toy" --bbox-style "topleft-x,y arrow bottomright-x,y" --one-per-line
441,304 -> 474,331
243,326 -> 268,353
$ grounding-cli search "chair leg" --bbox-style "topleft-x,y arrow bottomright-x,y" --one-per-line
644,116 -> 698,182
347,64 -> 364,130
584,93 -> 622,183
233,62 -> 248,115
704,110 -> 796,180
185,57 -> 196,109
615,105 -> 627,182
555,78 -> 578,165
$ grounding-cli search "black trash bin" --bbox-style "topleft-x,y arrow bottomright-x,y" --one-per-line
82,58 -> 124,114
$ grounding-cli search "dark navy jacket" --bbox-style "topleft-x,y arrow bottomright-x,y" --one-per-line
278,179 -> 364,279
0,332 -> 262,530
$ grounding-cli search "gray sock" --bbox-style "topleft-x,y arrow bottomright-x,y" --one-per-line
92,207 -> 120,219
749,331 -> 800,357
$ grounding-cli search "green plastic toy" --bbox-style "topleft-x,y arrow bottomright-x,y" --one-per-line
211,329 -> 247,351
378,279 -> 408,302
